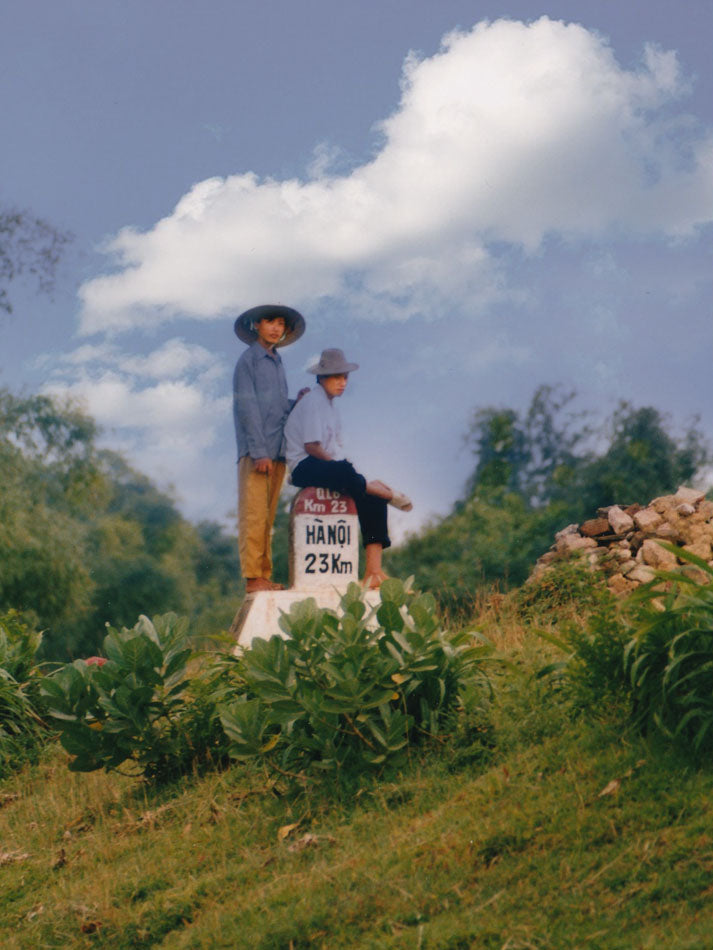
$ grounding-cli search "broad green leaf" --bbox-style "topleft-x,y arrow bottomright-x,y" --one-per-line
379,578 -> 406,606
377,601 -> 404,633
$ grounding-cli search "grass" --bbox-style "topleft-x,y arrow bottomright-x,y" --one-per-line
2,601 -> 713,949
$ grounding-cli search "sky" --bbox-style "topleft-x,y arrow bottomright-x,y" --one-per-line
1,0 -> 712,542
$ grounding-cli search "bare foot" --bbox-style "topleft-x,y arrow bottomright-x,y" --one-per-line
362,570 -> 388,590
245,578 -> 285,593
388,489 -> 413,511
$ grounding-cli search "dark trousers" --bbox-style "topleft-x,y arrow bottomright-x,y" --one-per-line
291,457 -> 390,549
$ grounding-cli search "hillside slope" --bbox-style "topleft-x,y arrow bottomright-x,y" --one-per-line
2,611 -> 713,950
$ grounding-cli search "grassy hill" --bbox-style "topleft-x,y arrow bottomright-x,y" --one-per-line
3,587 -> 713,950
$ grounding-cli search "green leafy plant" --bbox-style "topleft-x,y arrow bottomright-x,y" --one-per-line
516,554 -> 611,620
0,611 -> 48,777
537,544 -> 713,755
219,579 -> 492,785
537,597 -> 631,708
40,613 -> 239,781
623,545 -> 713,752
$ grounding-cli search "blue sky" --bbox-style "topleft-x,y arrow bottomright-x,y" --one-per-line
1,0 -> 711,540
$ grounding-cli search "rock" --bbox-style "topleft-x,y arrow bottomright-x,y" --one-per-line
656,523 -> 681,542
629,531 -> 645,552
628,564 -> 656,584
683,541 -> 713,561
580,517 -> 611,538
650,494 -> 677,512
608,573 -> 636,594
675,486 -> 706,505
634,508 -> 663,533
697,501 -> 713,521
556,534 -> 598,554
678,522 -> 713,547
660,508 -> 683,529
641,539 -> 678,571
608,506 -> 634,534
680,565 -> 712,585
555,524 -> 580,540
528,485 -> 713,592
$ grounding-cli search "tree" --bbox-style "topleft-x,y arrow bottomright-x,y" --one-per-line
389,387 -> 711,616
0,206 -> 71,315
463,385 -> 589,506
0,389 -> 242,659
0,391 -> 98,636
577,404 -> 708,515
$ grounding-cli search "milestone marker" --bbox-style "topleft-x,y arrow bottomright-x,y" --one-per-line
232,487 -> 376,649
290,487 -> 359,589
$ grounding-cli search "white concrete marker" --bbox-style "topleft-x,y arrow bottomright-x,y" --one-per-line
231,487 -> 380,650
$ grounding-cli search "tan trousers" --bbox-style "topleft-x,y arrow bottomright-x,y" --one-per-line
237,457 -> 286,580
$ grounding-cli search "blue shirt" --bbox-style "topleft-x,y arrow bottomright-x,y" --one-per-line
233,342 -> 291,460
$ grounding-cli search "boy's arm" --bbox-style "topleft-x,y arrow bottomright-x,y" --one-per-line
304,441 -> 332,461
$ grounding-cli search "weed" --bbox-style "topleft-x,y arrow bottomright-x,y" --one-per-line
624,546 -> 713,752
515,554 -> 611,620
0,611 -> 49,778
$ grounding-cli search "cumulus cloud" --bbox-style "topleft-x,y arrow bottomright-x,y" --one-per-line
79,16 -> 713,334
42,339 -> 232,518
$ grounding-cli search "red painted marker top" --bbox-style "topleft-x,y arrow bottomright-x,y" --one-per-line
292,486 -> 357,516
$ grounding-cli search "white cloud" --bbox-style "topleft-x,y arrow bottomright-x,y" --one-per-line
116,339 -> 217,380
78,16 -> 713,337
42,339 -> 232,520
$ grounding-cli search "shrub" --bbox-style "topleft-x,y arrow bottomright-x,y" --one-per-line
219,579 -> 492,786
623,546 -> 713,752
516,555 -> 611,620
40,613 -> 241,782
0,611 -> 48,777
538,598 -> 631,709
538,545 -> 713,756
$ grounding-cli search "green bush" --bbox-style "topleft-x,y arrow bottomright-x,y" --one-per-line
0,611 -> 48,777
538,598 -> 631,710
516,555 -> 611,620
219,579 -> 492,786
539,545 -> 713,756
624,546 -> 713,752
40,613 -> 240,782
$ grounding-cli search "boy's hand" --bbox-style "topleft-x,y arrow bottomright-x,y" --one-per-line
253,457 -> 273,474
296,387 -> 310,402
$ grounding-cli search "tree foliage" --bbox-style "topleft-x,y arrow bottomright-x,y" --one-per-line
388,385 -> 710,615
0,388 -> 241,660
0,206 -> 71,315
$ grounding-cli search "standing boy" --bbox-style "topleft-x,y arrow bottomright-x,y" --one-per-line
233,304 -> 306,593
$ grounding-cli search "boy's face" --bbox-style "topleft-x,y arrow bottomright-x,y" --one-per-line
320,374 -> 349,399
256,316 -> 286,348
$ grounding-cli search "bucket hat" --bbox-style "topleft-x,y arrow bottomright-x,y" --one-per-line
234,304 -> 305,347
307,348 -> 359,376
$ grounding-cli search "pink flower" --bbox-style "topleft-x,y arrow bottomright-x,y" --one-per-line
85,656 -> 107,667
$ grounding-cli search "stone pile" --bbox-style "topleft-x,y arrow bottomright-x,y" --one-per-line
529,485 -> 713,595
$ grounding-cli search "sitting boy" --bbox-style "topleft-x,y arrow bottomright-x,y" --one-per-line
284,348 -> 412,589
233,304 -> 306,593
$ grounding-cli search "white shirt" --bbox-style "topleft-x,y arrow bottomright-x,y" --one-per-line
284,384 -> 344,472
